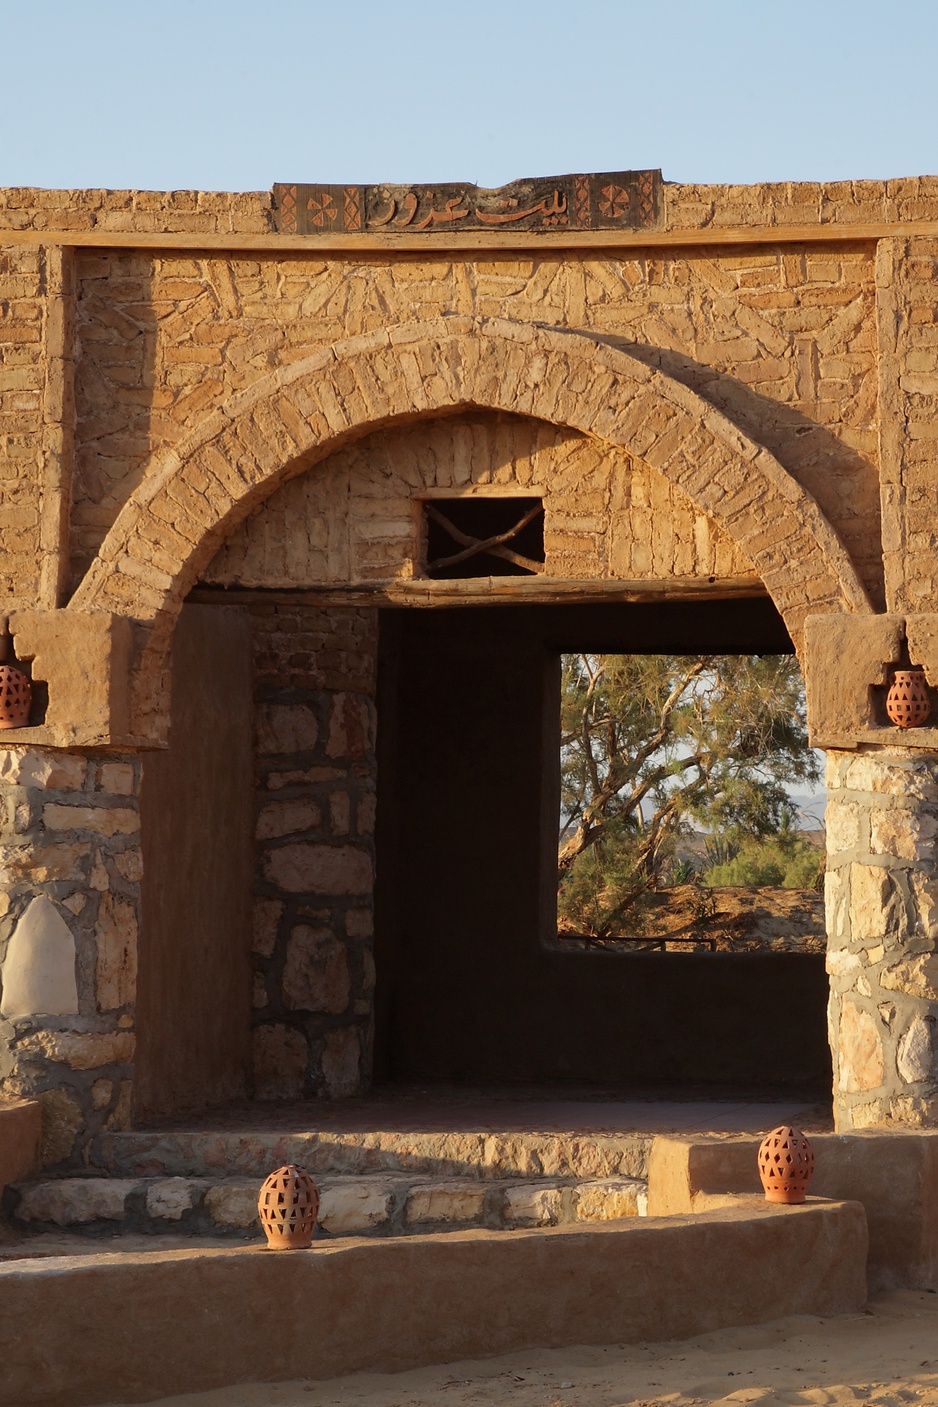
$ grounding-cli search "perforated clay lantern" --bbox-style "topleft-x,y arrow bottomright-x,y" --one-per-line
0,665 -> 31,730
886,668 -> 931,729
757,1125 -> 815,1204
0,622 -> 30,731
257,1164 -> 320,1250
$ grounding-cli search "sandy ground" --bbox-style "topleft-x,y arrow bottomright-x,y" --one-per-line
104,1289 -> 938,1407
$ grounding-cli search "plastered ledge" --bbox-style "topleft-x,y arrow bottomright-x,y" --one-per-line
805,613 -> 938,750
2,610 -> 135,749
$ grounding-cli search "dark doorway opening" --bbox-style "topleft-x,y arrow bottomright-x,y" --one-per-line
373,597 -> 830,1098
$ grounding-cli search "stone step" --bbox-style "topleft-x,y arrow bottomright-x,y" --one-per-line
91,1125 -> 653,1181
5,1171 -> 647,1241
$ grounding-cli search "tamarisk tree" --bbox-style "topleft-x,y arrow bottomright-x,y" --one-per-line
557,653 -> 820,939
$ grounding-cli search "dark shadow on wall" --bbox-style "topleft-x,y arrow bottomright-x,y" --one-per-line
136,604 -> 255,1120
569,332 -> 884,611
373,600 -> 832,1096
70,250 -> 162,593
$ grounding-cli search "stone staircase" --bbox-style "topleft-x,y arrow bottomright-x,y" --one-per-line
3,1121 -> 651,1242
7,1170 -> 646,1239
2,1096 -> 867,1407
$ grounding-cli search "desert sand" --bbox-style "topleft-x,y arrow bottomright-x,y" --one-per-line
104,1289 -> 938,1407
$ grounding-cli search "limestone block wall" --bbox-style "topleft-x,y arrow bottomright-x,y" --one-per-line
247,605 -> 377,1099
203,411 -> 752,589
826,749 -> 938,1130
0,747 -> 140,1165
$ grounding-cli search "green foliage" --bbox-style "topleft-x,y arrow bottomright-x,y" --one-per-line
558,653 -> 820,938
704,830 -> 823,889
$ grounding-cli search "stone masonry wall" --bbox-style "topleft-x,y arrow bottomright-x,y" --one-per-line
826,748 -> 938,1130
5,178 -> 938,239
0,747 -> 141,1165
68,244 -> 881,602
247,604 -> 377,1100
203,411 -> 752,590
12,176 -> 938,623
0,243 -> 44,605
9,177 -> 938,1131
877,235 -> 938,614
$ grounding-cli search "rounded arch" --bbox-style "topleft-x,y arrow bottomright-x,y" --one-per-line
69,316 -> 872,732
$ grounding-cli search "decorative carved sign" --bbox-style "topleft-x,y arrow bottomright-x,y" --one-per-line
273,171 -> 661,236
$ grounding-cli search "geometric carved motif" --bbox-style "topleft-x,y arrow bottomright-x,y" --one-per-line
273,171 -> 662,235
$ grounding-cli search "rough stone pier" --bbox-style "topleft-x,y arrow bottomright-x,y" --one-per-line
826,750 -> 938,1128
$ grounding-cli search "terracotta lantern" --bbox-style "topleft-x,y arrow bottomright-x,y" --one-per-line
257,1164 -> 320,1249
0,622 -> 30,730
886,668 -> 931,728
757,1125 -> 815,1204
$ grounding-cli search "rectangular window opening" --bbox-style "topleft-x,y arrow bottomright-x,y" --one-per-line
422,496 -> 545,578
556,651 -> 826,956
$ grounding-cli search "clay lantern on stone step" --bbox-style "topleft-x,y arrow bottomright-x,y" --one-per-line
0,619 -> 31,731
885,668 -> 931,729
757,1125 -> 815,1204
258,1164 -> 320,1249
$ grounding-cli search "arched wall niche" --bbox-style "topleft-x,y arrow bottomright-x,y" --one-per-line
68,318 -> 872,739
201,410 -> 755,590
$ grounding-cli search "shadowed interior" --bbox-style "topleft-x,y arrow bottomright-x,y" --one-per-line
373,598 -> 830,1094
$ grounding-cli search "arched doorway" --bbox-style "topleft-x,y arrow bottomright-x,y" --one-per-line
70,322 -> 870,1117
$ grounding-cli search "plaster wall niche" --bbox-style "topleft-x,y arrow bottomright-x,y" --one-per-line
0,896 -> 79,1017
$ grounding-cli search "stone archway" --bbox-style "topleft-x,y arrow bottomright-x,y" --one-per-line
68,317 -> 872,735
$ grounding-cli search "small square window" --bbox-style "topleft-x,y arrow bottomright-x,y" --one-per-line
422,497 -> 545,578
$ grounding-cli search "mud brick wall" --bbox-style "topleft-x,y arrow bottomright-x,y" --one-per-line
826,749 -> 938,1129
0,748 -> 141,1166
247,605 -> 377,1099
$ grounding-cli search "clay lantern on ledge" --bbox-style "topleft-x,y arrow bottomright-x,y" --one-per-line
0,619 -> 31,730
757,1125 -> 815,1204
885,668 -> 931,729
257,1164 -> 320,1249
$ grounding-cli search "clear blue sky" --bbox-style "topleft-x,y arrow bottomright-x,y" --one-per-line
3,0 -> 937,192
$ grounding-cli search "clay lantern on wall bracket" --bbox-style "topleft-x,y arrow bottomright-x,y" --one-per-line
257,1164 -> 320,1249
0,619 -> 31,730
757,1125 -> 815,1204
885,668 -> 931,729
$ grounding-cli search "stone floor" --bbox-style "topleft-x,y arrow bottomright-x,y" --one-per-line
133,1082 -> 834,1135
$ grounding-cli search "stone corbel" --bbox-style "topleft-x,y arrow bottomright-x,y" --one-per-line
0,609 -> 135,749
804,613 -> 938,749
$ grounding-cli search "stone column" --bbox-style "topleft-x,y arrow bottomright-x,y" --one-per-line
0,747 -> 141,1166
826,748 -> 938,1130
248,605 -> 378,1101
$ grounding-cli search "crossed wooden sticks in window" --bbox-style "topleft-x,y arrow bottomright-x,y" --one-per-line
424,501 -> 545,574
